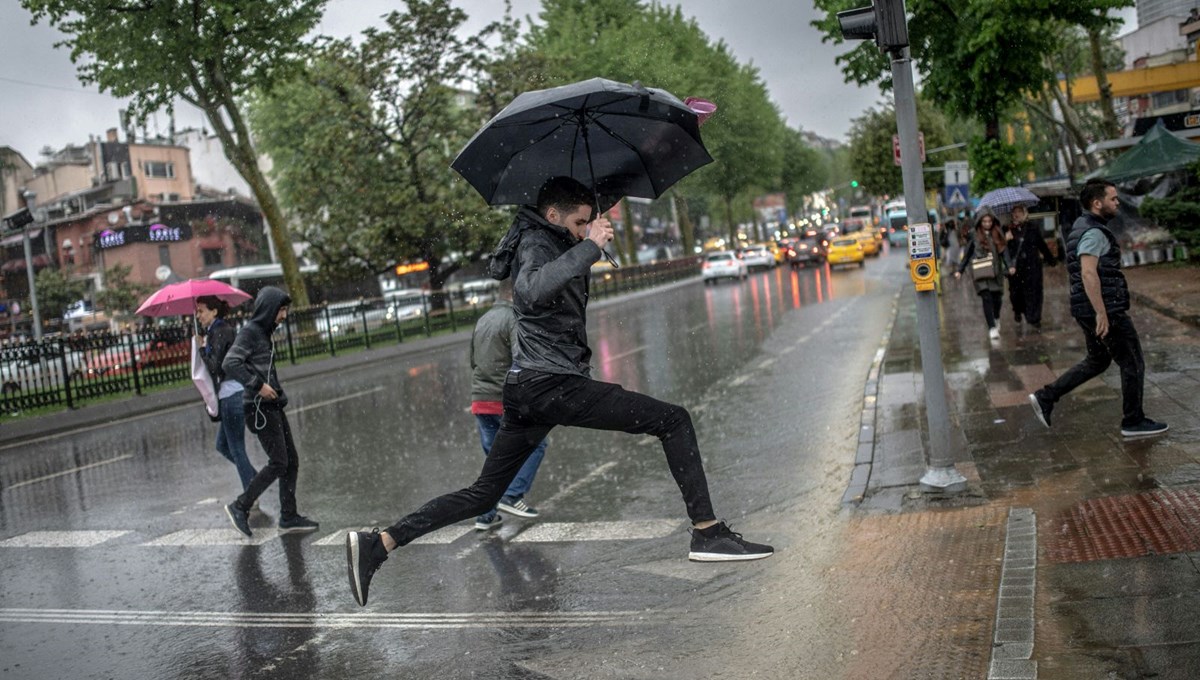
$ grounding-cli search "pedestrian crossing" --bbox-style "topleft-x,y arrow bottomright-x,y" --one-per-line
0,519 -> 685,549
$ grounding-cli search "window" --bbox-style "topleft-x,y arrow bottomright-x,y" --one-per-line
120,162 -> 131,178
158,245 -> 171,267
202,248 -> 223,267
143,161 -> 175,179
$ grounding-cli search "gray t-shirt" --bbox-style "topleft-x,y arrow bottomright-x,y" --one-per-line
1077,229 -> 1110,258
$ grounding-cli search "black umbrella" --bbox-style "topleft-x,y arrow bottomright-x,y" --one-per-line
452,78 -> 715,266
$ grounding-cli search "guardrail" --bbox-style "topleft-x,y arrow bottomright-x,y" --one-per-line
0,256 -> 701,415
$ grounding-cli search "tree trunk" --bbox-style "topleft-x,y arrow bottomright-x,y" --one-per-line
674,192 -> 695,256
1088,25 -> 1122,140
1046,81 -> 1096,172
725,195 -> 736,246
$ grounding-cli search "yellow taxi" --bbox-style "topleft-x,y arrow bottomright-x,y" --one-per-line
759,241 -> 786,265
852,230 -> 880,257
825,236 -> 865,268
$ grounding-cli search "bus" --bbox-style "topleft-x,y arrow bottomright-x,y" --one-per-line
208,263 -> 381,306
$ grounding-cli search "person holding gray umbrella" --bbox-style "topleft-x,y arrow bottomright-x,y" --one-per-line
346,180 -> 773,609
1003,205 -> 1057,329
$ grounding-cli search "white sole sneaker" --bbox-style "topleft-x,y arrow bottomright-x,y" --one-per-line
496,501 -> 538,518
1121,424 -> 1169,438
1029,394 -> 1049,429
688,550 -> 773,562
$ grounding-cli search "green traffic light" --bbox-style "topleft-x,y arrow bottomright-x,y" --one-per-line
850,180 -> 859,187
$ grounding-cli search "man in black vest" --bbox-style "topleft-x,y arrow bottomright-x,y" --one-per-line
1028,179 -> 1168,438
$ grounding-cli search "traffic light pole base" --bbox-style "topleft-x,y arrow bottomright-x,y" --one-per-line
919,465 -> 969,494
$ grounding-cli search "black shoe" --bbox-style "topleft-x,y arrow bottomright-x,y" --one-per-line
1029,392 -> 1052,429
225,501 -> 252,537
688,521 -> 773,562
1121,419 -> 1169,438
279,515 -> 320,532
347,529 -> 389,606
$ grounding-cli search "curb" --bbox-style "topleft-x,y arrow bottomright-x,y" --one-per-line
1129,290 -> 1200,330
841,289 -> 901,505
0,276 -> 704,449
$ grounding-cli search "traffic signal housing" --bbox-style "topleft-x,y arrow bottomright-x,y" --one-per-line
837,0 -> 909,52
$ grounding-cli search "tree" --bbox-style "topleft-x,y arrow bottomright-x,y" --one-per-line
780,129 -> 829,222
32,268 -> 86,324
21,0 -> 327,307
95,264 -> 153,318
847,98 -> 954,197
249,0 -> 507,292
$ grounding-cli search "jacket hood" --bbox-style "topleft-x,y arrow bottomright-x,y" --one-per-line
518,206 -> 577,244
249,286 -> 291,331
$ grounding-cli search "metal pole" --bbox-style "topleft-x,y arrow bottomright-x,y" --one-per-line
21,228 -> 43,341
890,45 -> 967,493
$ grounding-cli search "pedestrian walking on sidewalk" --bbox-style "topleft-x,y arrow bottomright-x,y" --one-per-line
469,278 -> 548,532
942,218 -> 963,270
1004,205 -> 1058,329
345,177 -> 773,607
221,287 -> 319,536
955,210 -> 1011,340
196,296 -> 257,493
1029,179 -> 1168,438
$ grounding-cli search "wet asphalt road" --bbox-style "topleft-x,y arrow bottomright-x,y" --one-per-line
0,248 -> 910,679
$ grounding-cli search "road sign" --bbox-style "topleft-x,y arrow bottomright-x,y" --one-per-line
893,132 -> 926,166
907,222 -> 934,260
944,161 -> 969,187
944,184 -> 970,208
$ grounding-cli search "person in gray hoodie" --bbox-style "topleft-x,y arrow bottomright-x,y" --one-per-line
345,176 -> 772,608
221,286 -> 318,537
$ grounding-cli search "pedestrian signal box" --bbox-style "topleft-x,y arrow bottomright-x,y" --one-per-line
907,222 -> 937,291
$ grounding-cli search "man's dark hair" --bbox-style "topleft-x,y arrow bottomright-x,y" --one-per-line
195,295 -> 229,318
1080,179 -> 1115,212
536,176 -> 595,220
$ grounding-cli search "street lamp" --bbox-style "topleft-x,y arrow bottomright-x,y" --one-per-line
19,189 -> 44,341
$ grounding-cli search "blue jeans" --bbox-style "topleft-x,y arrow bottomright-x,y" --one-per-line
216,393 -> 257,491
476,414 -> 546,523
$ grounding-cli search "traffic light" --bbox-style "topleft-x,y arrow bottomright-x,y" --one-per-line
850,180 -> 859,188
837,0 -> 909,52
1,208 -> 33,235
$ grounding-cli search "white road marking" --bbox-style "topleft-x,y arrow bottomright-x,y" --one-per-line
2,454 -> 134,492
291,386 -> 385,414
539,461 -> 618,510
313,525 -> 380,546
729,375 -> 750,387
0,608 -> 660,630
512,520 -> 680,543
142,529 -> 282,546
0,531 -> 130,548
408,525 -> 474,545
755,358 -> 775,371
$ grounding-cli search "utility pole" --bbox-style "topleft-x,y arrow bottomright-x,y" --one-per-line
838,0 -> 967,493
19,191 -> 44,341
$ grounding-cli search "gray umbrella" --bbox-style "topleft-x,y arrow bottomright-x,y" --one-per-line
451,78 -> 714,211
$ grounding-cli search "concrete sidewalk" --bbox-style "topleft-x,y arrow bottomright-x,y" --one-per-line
859,262 -> 1200,679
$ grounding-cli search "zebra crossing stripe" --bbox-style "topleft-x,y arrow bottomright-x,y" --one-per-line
0,607 -> 662,630
141,529 -> 282,546
512,520 -> 680,543
0,531 -> 130,548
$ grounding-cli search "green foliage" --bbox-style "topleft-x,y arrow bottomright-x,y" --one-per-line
1140,178 -> 1200,251
968,137 -> 1024,194
95,264 -> 153,317
848,98 -> 955,197
249,0 -> 507,286
32,268 -> 86,323
780,129 -> 829,218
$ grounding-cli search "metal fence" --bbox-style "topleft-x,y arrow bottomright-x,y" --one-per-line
0,256 -> 700,415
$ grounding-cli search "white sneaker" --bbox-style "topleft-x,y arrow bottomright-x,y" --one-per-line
988,327 -> 1000,340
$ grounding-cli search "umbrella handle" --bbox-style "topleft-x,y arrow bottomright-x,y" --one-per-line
602,248 -> 620,268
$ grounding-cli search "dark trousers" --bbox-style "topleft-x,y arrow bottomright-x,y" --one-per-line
1008,269 -> 1045,325
237,405 -> 300,517
1040,313 -> 1145,427
384,370 -> 717,547
980,290 -> 1004,329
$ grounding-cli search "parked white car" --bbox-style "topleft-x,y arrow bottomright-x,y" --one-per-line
701,250 -> 748,284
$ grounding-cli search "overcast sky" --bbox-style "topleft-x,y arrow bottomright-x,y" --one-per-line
0,1 -> 1138,164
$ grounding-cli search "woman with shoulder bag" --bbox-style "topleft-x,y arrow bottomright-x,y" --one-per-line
955,210 -> 1012,341
196,296 -> 258,493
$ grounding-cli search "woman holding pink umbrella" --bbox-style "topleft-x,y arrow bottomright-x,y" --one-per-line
196,296 -> 257,493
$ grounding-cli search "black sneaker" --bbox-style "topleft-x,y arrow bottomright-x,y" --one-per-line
278,515 -> 320,532
1029,392 -> 1052,429
474,515 -> 503,531
225,501 -> 252,537
1121,419 -> 1169,438
346,529 -> 389,607
688,521 -> 773,562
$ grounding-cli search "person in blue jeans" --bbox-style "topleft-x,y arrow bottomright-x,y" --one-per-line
469,279 -> 547,530
196,296 -> 257,492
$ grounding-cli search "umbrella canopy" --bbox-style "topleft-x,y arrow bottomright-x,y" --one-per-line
1087,120 -> 1200,183
451,77 -> 714,209
136,279 -> 251,318
976,186 -> 1040,215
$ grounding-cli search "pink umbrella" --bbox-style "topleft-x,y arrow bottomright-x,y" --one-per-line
135,279 -> 252,317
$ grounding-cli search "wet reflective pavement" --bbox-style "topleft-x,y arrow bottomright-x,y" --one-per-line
0,249 -> 933,679
866,265 -> 1200,679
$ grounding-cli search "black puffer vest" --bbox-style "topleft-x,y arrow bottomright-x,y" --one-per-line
1065,213 -> 1128,318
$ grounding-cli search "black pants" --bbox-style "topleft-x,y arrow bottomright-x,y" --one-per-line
384,370 -> 717,547
979,290 -> 1004,329
237,404 -> 299,518
1040,313 -> 1145,427
1008,268 -> 1045,325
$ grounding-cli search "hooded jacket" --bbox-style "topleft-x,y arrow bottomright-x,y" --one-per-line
509,207 -> 603,377
201,318 -> 237,387
222,286 -> 291,408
